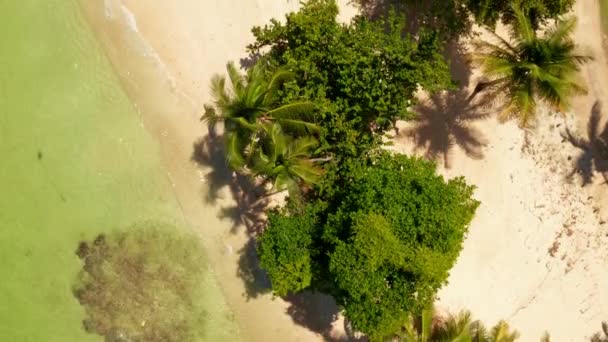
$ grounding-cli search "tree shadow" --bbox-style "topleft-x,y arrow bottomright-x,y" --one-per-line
239,51 -> 261,70
399,87 -> 491,168
191,125 -> 269,235
236,239 -> 272,300
562,100 -> 608,186
285,291 -> 367,342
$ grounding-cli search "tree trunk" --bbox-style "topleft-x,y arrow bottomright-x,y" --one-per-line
466,78 -> 506,104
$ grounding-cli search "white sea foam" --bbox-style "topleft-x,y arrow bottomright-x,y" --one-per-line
117,3 -> 177,91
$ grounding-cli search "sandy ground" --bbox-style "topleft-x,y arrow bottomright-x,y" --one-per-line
79,0 -> 607,341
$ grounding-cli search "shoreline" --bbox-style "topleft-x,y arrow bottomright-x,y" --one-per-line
78,1 -> 357,341
79,0 -> 608,341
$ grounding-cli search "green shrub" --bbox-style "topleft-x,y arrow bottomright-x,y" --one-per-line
258,151 -> 479,338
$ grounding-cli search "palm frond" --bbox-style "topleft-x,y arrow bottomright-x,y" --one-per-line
225,133 -> 247,170
510,4 -> 535,44
226,61 -> 245,94
201,104 -> 218,126
288,136 -> 319,158
229,116 -> 260,132
420,308 -> 433,342
436,310 -> 473,342
210,75 -> 232,112
545,16 -> 577,46
264,68 -> 295,105
489,320 -> 519,342
290,162 -> 323,185
267,102 -> 317,120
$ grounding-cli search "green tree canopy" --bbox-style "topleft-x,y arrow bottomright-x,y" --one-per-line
396,307 -> 521,342
248,0 -> 452,156
258,151 -> 479,339
466,0 -> 575,29
73,223 -> 208,342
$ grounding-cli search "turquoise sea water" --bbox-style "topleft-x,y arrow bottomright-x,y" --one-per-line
0,1 -> 238,340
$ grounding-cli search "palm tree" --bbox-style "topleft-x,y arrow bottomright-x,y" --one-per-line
562,101 -> 608,185
250,123 -> 324,197
434,310 -> 476,341
397,307 -> 474,342
202,61 -> 319,169
395,308 -> 524,342
398,307 -> 435,341
470,5 -> 592,127
475,320 -> 520,342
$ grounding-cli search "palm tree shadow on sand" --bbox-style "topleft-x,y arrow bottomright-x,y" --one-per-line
191,124 -> 270,235
192,125 -> 272,300
192,125 -> 353,339
399,87 -> 492,168
562,100 -> 608,186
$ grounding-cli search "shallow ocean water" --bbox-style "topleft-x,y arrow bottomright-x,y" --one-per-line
0,1 -> 238,340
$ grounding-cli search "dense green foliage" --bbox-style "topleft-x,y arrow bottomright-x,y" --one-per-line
466,0 -> 575,29
258,150 -> 479,339
73,224 -> 208,342
203,61 -> 318,169
353,0 -> 474,39
396,307 -> 521,341
471,6 -> 591,126
204,62 -> 323,195
352,0 -> 573,38
258,203 -> 319,296
248,0 -> 452,156
250,123 -> 323,196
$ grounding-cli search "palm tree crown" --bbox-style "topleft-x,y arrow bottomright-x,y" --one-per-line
472,5 -> 592,127
203,61 -> 318,169
251,123 -> 323,196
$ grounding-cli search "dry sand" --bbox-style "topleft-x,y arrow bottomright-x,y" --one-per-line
79,0 -> 607,341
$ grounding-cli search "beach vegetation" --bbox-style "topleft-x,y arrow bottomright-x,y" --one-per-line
73,223 -> 208,342
258,150 -> 479,339
466,0 -> 575,29
470,6 -> 592,126
203,61 -> 319,170
395,307 -> 521,342
250,123 -> 324,196
247,0 -> 452,156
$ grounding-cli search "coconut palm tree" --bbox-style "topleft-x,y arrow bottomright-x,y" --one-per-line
202,61 -> 319,169
474,320 -> 520,342
397,307 -> 475,342
250,123 -> 324,197
395,308 -> 524,342
470,5 -> 592,127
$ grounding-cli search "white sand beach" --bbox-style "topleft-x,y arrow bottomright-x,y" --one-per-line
80,0 -> 607,341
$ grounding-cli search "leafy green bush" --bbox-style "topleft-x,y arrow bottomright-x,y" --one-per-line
258,151 -> 479,339
73,223 -> 208,342
248,0 -> 452,156
466,0 -> 575,29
